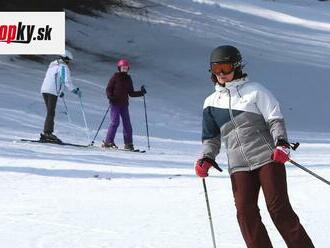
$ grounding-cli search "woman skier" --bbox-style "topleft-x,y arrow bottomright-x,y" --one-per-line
40,50 -> 81,143
194,45 -> 314,248
103,59 -> 146,151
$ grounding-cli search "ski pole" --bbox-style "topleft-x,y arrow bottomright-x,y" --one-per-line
202,178 -> 217,248
89,105 -> 111,146
61,97 -> 72,124
143,93 -> 150,150
288,159 -> 330,186
78,95 -> 91,141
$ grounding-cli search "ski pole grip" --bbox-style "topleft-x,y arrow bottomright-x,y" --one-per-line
290,142 -> 300,151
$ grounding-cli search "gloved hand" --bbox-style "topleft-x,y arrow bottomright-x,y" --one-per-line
272,139 -> 290,164
195,157 -> 222,177
59,92 -> 64,98
72,88 -> 82,98
141,85 -> 147,95
108,96 -> 117,104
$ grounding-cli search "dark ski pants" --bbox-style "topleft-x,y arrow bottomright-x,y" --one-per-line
105,105 -> 133,144
230,163 -> 314,248
42,93 -> 58,134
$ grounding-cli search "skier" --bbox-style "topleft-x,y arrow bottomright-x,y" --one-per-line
195,45 -> 314,248
40,49 -> 82,143
103,59 -> 146,151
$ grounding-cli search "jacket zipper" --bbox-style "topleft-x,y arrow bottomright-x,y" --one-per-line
227,89 -> 251,168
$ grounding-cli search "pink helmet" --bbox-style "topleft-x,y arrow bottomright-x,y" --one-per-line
117,59 -> 130,68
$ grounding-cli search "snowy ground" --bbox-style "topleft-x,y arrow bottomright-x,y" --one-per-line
0,130 -> 329,248
1,0 -> 330,247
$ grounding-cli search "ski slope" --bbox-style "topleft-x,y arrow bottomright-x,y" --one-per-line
0,0 -> 330,247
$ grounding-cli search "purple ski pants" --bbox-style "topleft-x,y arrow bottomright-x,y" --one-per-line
105,105 -> 133,144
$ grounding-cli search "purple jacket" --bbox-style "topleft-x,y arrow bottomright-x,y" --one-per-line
106,72 -> 143,106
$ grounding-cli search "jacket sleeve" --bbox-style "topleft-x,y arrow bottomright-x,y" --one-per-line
58,64 -> 75,92
106,75 -> 116,98
255,84 -> 288,144
201,106 -> 221,160
127,76 -> 144,97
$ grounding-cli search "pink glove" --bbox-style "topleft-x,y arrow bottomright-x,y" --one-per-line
272,146 -> 290,164
195,157 -> 222,177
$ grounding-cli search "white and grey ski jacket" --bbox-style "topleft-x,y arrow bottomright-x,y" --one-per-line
40,59 -> 75,96
202,78 -> 287,174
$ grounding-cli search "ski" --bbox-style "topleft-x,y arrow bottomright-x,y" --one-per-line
19,139 -> 146,152
20,139 -> 89,148
117,148 -> 146,153
99,146 -> 146,153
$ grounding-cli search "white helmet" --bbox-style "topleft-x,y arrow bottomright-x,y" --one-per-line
61,49 -> 74,61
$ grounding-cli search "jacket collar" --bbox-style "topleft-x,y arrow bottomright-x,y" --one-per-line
215,77 -> 249,93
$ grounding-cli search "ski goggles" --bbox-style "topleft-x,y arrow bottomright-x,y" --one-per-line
210,63 -> 235,75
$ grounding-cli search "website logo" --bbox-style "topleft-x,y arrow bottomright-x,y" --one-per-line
0,12 -> 65,54
0,22 -> 53,44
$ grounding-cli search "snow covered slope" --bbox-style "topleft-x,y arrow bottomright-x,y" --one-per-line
0,0 -> 329,247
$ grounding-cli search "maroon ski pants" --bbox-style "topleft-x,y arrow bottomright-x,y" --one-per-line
230,163 -> 314,248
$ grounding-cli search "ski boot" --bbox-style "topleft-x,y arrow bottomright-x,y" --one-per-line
124,143 -> 135,151
40,132 -> 62,144
102,141 -> 118,149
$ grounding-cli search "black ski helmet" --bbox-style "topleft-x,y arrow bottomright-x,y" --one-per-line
210,45 -> 242,66
210,45 -> 246,83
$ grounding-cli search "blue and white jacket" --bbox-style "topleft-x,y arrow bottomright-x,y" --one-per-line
41,59 -> 75,96
202,78 -> 287,174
